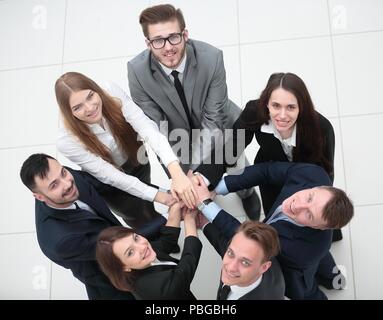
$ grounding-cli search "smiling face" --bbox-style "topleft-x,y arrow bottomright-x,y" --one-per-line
221,232 -> 271,287
112,233 -> 157,272
267,87 -> 299,139
281,187 -> 332,229
69,89 -> 103,125
33,158 -> 79,208
146,19 -> 188,69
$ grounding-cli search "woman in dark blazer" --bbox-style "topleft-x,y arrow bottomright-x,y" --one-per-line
233,73 -> 340,241
96,202 -> 202,300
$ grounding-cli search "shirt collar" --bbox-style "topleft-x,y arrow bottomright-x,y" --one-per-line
159,52 -> 187,77
230,275 -> 263,297
87,117 -> 108,133
151,258 -> 177,266
46,202 -> 77,210
261,120 -> 297,147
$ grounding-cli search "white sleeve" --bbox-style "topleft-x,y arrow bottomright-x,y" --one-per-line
103,82 -> 178,167
56,129 -> 158,202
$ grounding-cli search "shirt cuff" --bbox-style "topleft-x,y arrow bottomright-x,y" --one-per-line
201,201 -> 222,222
144,185 -> 159,202
161,153 -> 179,168
214,178 -> 229,195
194,172 -> 211,187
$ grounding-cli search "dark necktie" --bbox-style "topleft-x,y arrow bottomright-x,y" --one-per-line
218,284 -> 231,300
171,70 -> 193,129
74,202 -> 80,210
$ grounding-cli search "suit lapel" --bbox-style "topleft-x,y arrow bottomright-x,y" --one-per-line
183,43 -> 197,113
72,171 -> 121,226
150,56 -> 190,127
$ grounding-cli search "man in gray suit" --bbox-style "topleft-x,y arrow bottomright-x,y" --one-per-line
128,4 -> 261,219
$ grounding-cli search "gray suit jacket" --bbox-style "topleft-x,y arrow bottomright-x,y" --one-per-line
128,39 -> 241,171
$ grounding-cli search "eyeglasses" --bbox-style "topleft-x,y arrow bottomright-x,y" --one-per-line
148,32 -> 184,49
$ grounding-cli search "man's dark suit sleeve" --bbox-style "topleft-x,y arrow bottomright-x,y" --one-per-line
55,232 -> 98,261
203,222 -> 230,258
223,162 -> 294,192
207,209 -> 242,244
194,163 -> 226,189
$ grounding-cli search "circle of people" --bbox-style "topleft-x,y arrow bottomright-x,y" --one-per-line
19,4 -> 354,301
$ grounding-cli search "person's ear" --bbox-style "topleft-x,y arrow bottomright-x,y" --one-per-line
145,38 -> 151,49
33,192 -> 45,202
183,29 -> 189,42
124,266 -> 132,272
260,260 -> 272,274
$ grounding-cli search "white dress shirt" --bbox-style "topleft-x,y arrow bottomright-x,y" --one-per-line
159,53 -> 187,84
227,275 -> 263,300
151,258 -> 177,267
56,82 -> 178,202
47,200 -> 96,215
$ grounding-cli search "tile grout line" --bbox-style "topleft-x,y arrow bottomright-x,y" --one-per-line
326,0 -> 357,300
0,143 -> 56,151
50,0 -> 69,301
2,29 -> 383,74
0,231 -> 36,236
235,0 -> 243,108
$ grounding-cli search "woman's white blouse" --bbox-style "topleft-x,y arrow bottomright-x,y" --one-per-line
56,82 -> 178,201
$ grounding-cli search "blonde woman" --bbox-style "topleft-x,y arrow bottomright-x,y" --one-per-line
55,72 -> 196,234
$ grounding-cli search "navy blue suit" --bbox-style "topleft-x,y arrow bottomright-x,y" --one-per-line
212,162 -> 338,300
203,222 -> 285,300
35,168 -> 134,300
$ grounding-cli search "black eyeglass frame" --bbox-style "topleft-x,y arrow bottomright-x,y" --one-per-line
147,31 -> 185,49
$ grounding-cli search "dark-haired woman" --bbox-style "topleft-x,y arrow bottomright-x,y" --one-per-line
96,202 -> 201,299
234,72 -> 341,241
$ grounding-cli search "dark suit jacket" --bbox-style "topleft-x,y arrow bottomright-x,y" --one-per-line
212,162 -> 335,300
203,222 -> 285,300
133,226 -> 202,300
233,99 -> 335,213
35,168 -> 134,300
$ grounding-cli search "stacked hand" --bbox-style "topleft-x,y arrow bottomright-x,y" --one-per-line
154,190 -> 177,206
195,211 -> 209,229
187,171 -> 215,203
170,171 -> 198,209
182,206 -> 198,222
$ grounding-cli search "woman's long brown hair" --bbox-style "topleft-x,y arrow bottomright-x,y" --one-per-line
242,72 -> 333,176
96,226 -> 140,292
55,72 -> 142,166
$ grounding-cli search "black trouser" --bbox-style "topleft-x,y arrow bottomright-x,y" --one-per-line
101,161 -> 165,238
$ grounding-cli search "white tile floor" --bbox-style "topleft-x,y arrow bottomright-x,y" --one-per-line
0,0 -> 382,300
